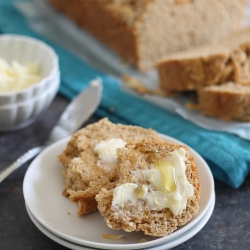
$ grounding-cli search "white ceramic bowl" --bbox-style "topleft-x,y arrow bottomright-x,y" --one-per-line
0,34 -> 59,105
0,72 -> 60,131
0,34 -> 60,131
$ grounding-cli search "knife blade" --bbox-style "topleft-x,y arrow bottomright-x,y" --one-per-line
46,78 -> 102,145
0,78 -> 102,183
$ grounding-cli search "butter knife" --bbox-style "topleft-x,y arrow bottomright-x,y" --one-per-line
0,78 -> 102,183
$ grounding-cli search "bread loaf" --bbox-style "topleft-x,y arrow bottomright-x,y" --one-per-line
58,118 -> 163,215
49,0 -> 247,71
96,140 -> 200,236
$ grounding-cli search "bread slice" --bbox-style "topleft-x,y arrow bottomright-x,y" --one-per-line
157,28 -> 250,91
49,0 -> 247,71
198,82 -> 250,121
58,118 -> 163,215
96,140 -> 200,236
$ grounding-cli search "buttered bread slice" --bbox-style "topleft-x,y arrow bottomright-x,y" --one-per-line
96,140 -> 200,237
58,118 -> 163,215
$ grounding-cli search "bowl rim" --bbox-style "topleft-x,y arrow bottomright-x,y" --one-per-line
0,34 -> 59,97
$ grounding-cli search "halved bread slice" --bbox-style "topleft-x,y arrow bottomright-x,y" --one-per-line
58,118 -> 164,215
96,140 -> 200,236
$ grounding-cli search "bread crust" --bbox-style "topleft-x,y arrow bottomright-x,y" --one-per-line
158,53 -> 230,91
96,140 -> 200,236
158,38 -> 250,91
49,0 -> 247,71
198,82 -> 250,121
58,118 -> 163,215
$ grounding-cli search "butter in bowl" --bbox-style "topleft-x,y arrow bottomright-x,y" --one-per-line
0,34 -> 60,131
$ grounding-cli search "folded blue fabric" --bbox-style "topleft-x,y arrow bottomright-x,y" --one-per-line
0,0 -> 249,189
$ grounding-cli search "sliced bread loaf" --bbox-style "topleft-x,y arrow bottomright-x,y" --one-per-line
157,28 -> 250,122
157,28 -> 250,91
49,0 -> 247,71
58,118 -> 163,215
96,140 -> 200,236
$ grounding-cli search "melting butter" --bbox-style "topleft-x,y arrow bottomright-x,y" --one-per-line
155,159 -> 176,192
94,138 -> 126,163
112,148 -> 194,215
102,234 -> 124,240
136,185 -> 148,199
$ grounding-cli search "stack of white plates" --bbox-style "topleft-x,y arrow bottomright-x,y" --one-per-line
23,134 -> 215,250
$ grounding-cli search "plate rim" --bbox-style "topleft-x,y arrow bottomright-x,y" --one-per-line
25,192 -> 215,250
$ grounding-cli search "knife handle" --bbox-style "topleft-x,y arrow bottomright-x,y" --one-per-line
0,146 -> 45,183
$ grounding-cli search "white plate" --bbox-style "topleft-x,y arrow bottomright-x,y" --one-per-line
23,134 -> 214,250
25,192 -> 215,250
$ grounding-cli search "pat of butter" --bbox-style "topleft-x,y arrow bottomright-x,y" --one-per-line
112,183 -> 138,207
0,57 -> 41,92
112,148 -> 194,215
94,138 -> 126,163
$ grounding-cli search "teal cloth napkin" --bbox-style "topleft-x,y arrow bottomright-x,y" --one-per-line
0,0 -> 249,189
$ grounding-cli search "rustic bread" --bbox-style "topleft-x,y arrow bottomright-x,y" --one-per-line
157,28 -> 250,91
58,118 -> 163,215
49,0 -> 247,71
198,82 -> 250,121
96,140 -> 200,236
157,28 -> 250,122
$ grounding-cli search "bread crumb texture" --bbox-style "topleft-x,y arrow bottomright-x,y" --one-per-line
58,118 -> 163,215
96,140 -> 200,237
